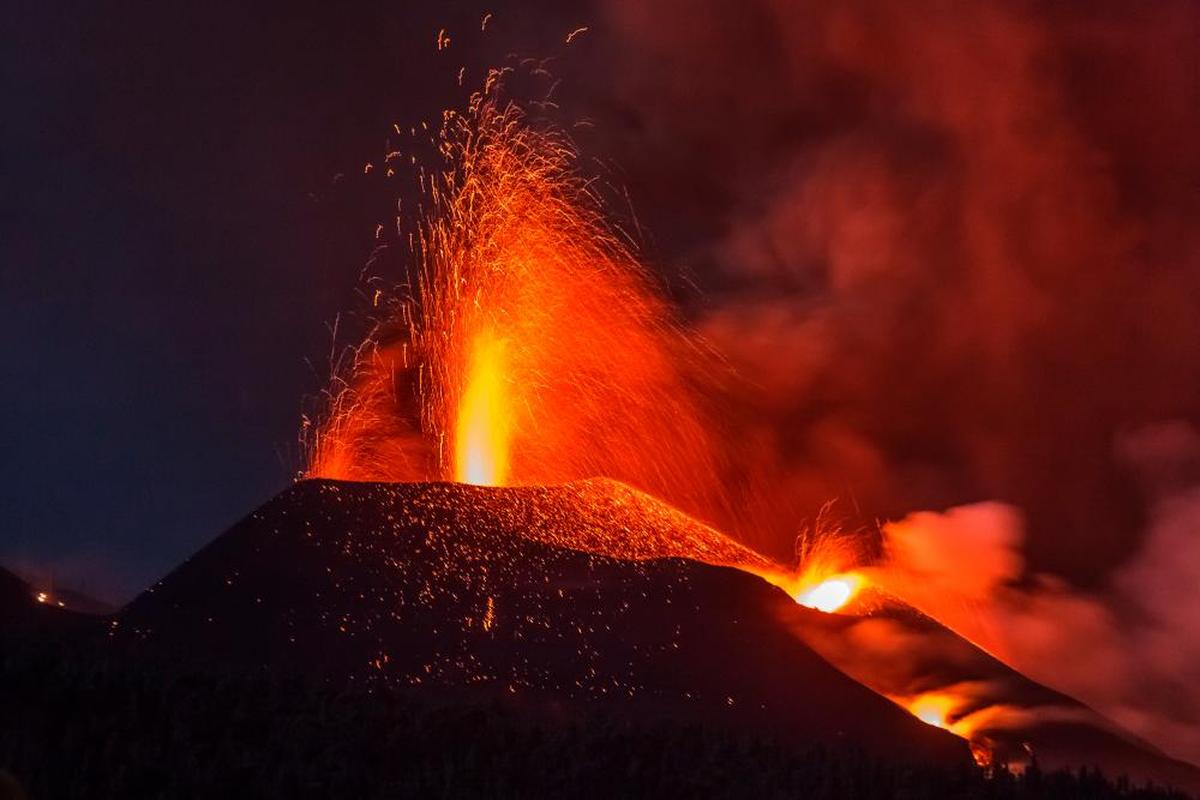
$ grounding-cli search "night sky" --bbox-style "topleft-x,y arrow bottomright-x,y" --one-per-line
5,0 -> 1200,614
2,0 -> 591,600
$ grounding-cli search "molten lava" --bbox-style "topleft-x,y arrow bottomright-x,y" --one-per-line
455,330 -> 510,485
909,693 -> 956,730
795,573 -> 862,613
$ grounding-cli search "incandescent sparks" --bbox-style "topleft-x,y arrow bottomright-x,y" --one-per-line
307,71 -> 730,532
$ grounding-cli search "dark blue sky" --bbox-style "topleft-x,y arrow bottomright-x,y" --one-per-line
2,0 -> 585,601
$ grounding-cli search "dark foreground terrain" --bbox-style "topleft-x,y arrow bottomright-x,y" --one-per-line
1,480 -> 1196,798
0,631 -> 1190,800
112,479 -> 965,765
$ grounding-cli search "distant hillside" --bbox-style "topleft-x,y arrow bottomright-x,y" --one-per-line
0,566 -> 29,612
0,563 -> 115,616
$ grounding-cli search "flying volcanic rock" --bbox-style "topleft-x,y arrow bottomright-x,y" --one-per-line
117,478 -> 965,766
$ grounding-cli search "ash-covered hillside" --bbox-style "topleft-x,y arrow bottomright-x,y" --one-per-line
116,478 -> 964,765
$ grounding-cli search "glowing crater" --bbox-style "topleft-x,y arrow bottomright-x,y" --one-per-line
794,573 -> 863,613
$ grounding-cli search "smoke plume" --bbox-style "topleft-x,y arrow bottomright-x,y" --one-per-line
584,0 -> 1200,765
313,0 -> 1199,761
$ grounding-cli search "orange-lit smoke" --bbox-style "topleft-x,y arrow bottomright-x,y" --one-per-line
859,470 -> 1200,767
593,0 -> 1200,764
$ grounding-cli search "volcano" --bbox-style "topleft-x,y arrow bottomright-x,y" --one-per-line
114,478 -> 1200,794
118,479 -> 963,765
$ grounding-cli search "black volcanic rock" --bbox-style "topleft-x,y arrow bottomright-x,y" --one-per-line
118,478 -> 967,767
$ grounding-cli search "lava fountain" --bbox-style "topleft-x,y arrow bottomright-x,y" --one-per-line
455,329 -> 510,485
308,72 -> 734,532
304,69 -> 884,628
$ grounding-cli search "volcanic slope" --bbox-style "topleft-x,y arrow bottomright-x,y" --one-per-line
119,478 -> 966,766
786,599 -> 1200,794
0,566 -> 35,628
0,565 -> 107,639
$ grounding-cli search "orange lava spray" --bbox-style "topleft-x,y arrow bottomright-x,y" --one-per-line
455,330 -> 510,485
307,72 -> 732,534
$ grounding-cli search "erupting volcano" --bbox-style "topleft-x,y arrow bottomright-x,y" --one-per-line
257,73 -> 1200,793
10,2 -> 1200,797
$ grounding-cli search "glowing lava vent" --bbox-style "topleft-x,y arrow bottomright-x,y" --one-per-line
455,330 -> 511,486
795,573 -> 863,613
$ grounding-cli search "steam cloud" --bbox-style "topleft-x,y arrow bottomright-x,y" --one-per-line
587,0 -> 1200,766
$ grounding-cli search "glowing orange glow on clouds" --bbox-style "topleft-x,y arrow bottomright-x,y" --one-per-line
890,690 -> 1032,767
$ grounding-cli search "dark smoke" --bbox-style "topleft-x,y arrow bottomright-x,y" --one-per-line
574,0 -> 1200,765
